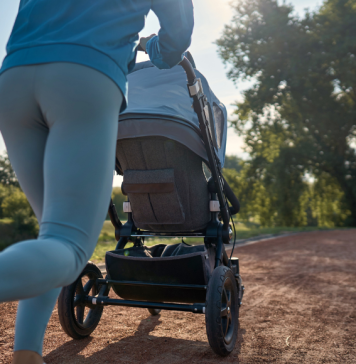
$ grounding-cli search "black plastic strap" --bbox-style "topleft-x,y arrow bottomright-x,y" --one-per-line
223,177 -> 240,215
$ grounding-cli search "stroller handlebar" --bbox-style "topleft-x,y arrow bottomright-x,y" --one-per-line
179,57 -> 196,84
136,43 -> 196,84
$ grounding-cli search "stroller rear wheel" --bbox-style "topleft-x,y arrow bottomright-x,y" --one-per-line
205,266 -> 239,356
58,262 -> 106,339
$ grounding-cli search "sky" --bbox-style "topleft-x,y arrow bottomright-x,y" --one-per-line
0,0 -> 321,186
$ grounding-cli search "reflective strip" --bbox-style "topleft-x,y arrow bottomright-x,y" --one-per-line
209,200 -> 220,212
188,79 -> 203,96
92,298 -> 97,305
123,201 -> 132,213
204,105 -> 210,121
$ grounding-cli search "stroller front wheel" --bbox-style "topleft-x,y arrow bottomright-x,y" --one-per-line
147,308 -> 161,316
205,265 -> 239,356
58,261 -> 106,339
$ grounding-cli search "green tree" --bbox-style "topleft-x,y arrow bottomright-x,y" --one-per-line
217,0 -> 356,225
1,188 -> 38,237
0,154 -> 19,187
224,157 -> 310,227
110,187 -> 127,221
310,173 -> 350,227
224,155 -> 243,172
0,184 -> 16,218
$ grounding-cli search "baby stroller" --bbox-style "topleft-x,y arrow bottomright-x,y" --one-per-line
57,50 -> 244,357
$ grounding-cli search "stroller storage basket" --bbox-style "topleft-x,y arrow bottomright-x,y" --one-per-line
105,244 -> 213,304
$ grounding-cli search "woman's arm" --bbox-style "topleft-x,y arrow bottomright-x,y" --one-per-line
146,0 -> 194,69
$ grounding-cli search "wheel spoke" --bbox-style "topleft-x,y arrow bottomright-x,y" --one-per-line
83,280 -> 94,295
224,315 -> 231,337
227,290 -> 231,306
76,306 -> 85,324
221,307 -> 228,317
73,296 -> 83,308
223,287 -> 228,304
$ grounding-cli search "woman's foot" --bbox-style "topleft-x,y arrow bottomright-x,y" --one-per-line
12,350 -> 43,364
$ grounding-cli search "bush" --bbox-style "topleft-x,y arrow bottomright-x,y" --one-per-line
107,187 -> 127,221
0,219 -> 17,251
0,184 -> 15,218
1,188 -> 39,237
0,154 -> 19,187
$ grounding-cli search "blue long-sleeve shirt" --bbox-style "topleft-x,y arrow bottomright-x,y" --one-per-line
0,0 -> 194,111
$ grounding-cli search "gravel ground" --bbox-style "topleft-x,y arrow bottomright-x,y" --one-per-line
1,230 -> 355,363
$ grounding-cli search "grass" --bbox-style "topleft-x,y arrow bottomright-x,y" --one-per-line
229,222 -> 332,240
0,217 -> 338,261
90,220 -> 336,263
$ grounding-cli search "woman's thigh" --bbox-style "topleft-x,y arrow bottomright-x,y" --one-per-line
0,66 -> 48,221
0,63 -> 123,299
37,63 -> 123,261
0,63 -> 123,257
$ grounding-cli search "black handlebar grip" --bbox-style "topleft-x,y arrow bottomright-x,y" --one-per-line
179,57 -> 196,84
223,176 -> 240,215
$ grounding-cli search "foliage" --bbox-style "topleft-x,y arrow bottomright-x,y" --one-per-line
224,155 -> 243,172
0,218 -> 17,251
0,154 -> 19,187
108,187 -> 127,221
310,173 -> 350,227
217,0 -> 356,225
0,184 -> 16,218
224,155 -> 348,227
1,188 -> 39,236
0,154 -> 38,250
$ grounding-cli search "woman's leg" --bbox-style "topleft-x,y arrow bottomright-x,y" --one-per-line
13,289 -> 61,364
0,66 -> 51,364
0,63 -> 123,357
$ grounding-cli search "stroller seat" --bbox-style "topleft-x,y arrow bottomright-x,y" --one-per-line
117,136 -> 210,232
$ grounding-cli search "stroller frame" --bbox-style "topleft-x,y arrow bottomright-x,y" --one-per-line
58,55 -> 244,357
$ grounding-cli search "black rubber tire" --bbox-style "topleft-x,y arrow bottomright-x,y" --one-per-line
205,265 -> 239,356
58,261 -> 106,339
147,308 -> 161,316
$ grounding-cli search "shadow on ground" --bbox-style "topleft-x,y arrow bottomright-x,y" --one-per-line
45,314 -> 245,364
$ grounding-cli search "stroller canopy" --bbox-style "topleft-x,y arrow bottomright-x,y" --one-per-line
118,59 -> 228,166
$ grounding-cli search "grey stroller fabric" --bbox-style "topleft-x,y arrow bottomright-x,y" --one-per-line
117,117 -> 208,165
119,60 -> 227,166
115,59 -> 227,232
116,136 -> 210,231
122,169 -> 185,225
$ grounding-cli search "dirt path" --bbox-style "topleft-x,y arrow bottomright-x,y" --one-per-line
1,230 -> 355,363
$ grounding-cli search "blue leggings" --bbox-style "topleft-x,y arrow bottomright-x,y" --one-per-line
0,63 -> 123,356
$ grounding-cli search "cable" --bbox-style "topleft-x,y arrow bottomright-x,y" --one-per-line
223,192 -> 237,260
229,213 -> 237,260
224,192 -> 237,259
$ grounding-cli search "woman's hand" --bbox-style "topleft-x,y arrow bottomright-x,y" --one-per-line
139,34 -> 156,53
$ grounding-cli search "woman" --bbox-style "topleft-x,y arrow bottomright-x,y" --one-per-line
0,1 -> 194,363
